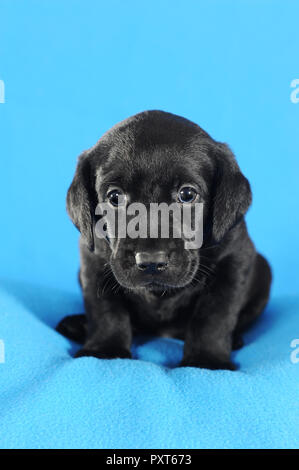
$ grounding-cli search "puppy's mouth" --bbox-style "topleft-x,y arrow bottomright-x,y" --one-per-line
135,272 -> 196,292
109,250 -> 199,293
112,269 -> 194,293
143,279 -> 179,290
135,279 -> 186,297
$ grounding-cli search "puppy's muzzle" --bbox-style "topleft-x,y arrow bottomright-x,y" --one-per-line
135,251 -> 168,274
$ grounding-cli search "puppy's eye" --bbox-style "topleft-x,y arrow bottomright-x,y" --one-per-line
178,186 -> 197,203
107,189 -> 125,207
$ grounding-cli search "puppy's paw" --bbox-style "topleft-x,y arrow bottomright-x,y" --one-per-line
74,347 -> 132,360
180,353 -> 237,371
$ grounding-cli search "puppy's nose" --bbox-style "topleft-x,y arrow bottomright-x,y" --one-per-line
135,251 -> 168,273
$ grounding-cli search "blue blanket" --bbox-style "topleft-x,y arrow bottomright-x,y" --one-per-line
0,279 -> 298,449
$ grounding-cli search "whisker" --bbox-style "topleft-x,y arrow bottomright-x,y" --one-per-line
198,263 -> 216,275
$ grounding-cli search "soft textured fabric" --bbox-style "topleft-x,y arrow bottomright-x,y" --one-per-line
0,279 -> 298,449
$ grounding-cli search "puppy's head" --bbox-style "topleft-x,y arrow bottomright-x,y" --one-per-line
67,111 -> 251,292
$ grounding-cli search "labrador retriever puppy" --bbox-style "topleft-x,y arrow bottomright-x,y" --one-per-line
57,110 -> 271,370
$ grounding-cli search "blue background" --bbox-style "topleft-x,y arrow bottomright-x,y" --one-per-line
0,0 -> 298,297
0,0 -> 299,450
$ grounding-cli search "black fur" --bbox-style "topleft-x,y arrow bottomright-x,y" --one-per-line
56,110 -> 271,370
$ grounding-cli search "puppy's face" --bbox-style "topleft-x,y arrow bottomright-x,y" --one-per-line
67,111 -> 252,293
95,146 -> 211,291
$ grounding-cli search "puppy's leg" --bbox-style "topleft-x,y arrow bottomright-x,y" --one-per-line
75,296 -> 132,359
181,256 -> 251,370
56,314 -> 87,343
181,313 -> 238,370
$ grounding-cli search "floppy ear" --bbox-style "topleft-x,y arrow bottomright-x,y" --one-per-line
211,143 -> 252,243
66,151 -> 97,251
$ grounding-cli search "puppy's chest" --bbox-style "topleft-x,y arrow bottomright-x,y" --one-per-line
128,289 -> 197,328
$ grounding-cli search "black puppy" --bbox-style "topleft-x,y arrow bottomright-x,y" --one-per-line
57,110 -> 271,370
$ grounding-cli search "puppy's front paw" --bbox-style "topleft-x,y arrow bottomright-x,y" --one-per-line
180,353 -> 236,371
74,347 -> 132,360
